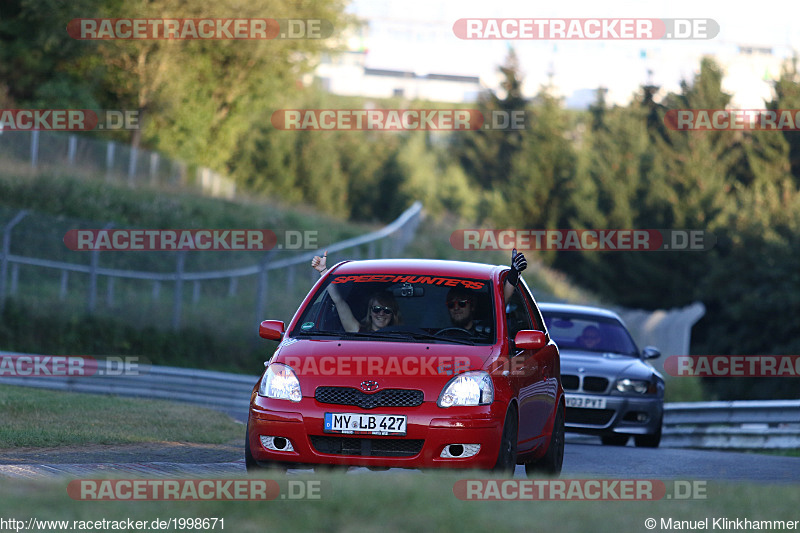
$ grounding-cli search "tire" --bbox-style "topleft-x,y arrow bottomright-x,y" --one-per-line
492,406 -> 519,475
244,422 -> 286,474
601,435 -> 629,446
525,403 -> 565,477
634,417 -> 662,448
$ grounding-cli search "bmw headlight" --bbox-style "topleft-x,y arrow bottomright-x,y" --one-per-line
438,371 -> 494,407
614,378 -> 652,394
259,363 -> 302,402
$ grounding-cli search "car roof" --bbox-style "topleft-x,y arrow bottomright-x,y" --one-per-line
537,302 -> 624,321
329,258 -> 505,279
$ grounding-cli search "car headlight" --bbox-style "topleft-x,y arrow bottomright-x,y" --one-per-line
614,378 -> 653,394
259,363 -> 302,402
438,371 -> 494,407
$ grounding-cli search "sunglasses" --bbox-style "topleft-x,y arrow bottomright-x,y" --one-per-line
446,299 -> 471,309
371,305 -> 394,315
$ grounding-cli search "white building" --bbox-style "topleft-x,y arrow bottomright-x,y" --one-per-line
315,50 -> 482,103
312,0 -> 796,108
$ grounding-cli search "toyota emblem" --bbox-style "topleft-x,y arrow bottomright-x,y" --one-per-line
360,380 -> 379,392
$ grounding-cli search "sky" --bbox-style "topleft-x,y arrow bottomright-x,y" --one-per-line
345,0 -> 798,107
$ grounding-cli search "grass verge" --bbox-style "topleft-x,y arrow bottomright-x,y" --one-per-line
0,385 -> 242,447
0,472 -> 797,533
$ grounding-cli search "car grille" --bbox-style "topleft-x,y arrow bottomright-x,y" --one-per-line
561,375 -> 609,393
583,377 -> 609,393
566,408 -> 615,426
315,387 -> 424,409
309,435 -> 424,457
562,375 -> 579,390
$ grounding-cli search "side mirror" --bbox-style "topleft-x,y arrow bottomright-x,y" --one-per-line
642,346 -> 661,359
259,320 -> 285,341
514,330 -> 546,351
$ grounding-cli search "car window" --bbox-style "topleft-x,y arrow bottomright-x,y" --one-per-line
505,287 -> 534,346
518,283 -> 545,331
290,273 -> 496,344
541,312 -> 639,356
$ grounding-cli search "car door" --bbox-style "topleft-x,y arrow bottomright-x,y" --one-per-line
506,285 -> 553,449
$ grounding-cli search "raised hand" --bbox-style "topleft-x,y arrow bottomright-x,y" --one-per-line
506,248 -> 527,288
311,250 -> 328,273
511,248 -> 527,273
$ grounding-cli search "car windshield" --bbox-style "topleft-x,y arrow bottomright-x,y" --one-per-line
542,312 -> 639,356
290,273 -> 496,344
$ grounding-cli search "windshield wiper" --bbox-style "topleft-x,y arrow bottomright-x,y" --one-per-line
294,330 -> 477,345
293,330 -> 400,339
375,331 -> 477,346
292,330 -> 347,337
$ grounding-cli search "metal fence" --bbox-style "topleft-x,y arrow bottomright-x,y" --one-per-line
0,129 -> 235,198
0,202 -> 423,331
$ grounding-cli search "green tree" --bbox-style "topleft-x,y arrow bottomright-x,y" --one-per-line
1,0 -> 349,160
694,176 -> 800,399
109,0 -> 349,157
0,0 -> 111,109
769,56 -> 800,182
451,47 -> 527,219
496,88 -> 577,235
397,132 -> 478,221
553,88 -> 662,300
228,87 -> 409,221
574,59 -> 743,308
690,57 -> 800,399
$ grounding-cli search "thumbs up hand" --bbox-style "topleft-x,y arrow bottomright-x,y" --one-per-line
311,250 -> 328,273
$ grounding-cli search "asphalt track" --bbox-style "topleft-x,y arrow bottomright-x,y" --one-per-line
3,435 -> 799,483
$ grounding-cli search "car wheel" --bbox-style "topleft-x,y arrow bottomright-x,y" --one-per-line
601,435 -> 629,446
634,417 -> 662,448
492,406 -> 518,474
525,403 -> 565,477
244,422 -> 286,473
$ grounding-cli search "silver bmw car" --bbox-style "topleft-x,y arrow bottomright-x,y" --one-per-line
538,303 -> 664,447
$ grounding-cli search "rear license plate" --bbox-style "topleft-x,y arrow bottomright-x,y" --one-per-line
324,413 -> 407,435
565,395 -> 607,409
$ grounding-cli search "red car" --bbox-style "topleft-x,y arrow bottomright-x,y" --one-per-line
246,258 -> 564,474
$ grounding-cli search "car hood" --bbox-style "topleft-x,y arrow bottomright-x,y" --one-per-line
559,350 -> 660,381
269,338 -> 499,396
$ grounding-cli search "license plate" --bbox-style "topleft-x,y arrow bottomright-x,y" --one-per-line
324,413 -> 407,435
565,395 -> 607,409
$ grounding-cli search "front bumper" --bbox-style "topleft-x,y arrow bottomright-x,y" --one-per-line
565,394 -> 663,436
248,395 -> 504,469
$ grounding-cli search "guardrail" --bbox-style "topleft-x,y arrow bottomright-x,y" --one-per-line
2,357 -> 798,449
663,400 -> 800,449
0,356 -> 255,414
